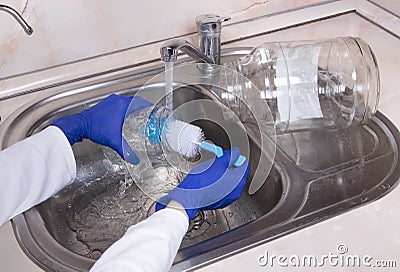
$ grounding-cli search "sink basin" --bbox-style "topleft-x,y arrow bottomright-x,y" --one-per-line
35,84 -> 283,263
1,49 -> 400,271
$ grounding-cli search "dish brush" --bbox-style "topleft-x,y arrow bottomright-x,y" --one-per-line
161,119 -> 246,167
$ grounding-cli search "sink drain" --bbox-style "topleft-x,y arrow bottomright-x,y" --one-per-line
188,211 -> 205,232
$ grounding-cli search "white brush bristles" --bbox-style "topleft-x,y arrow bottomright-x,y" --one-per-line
164,119 -> 205,158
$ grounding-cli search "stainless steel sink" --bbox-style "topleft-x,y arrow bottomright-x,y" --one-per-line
1,49 -> 400,271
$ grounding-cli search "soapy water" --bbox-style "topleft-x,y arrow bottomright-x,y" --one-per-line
66,147 -> 225,256
66,155 -> 182,254
66,157 -> 259,255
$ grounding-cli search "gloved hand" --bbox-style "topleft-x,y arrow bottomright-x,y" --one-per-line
155,147 -> 250,221
51,94 -> 152,164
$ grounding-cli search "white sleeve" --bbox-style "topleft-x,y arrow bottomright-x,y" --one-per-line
91,208 -> 189,272
0,126 -> 76,226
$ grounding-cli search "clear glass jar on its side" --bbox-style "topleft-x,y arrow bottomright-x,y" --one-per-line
223,37 -> 380,133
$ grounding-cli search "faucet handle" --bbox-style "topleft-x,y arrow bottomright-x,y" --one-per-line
195,14 -> 231,34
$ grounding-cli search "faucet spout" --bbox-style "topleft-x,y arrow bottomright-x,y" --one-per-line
160,39 -> 214,64
0,4 -> 33,35
160,14 -> 230,65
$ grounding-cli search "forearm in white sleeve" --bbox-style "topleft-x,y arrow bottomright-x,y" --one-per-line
91,208 -> 189,272
0,126 -> 76,226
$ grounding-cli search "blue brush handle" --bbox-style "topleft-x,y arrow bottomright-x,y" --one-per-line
200,141 -> 224,158
233,155 -> 246,167
199,141 -> 246,167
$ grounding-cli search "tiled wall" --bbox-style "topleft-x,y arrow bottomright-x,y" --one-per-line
0,0 -> 328,80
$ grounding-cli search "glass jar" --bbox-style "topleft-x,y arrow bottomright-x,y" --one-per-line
103,105 -> 190,202
222,37 -> 380,133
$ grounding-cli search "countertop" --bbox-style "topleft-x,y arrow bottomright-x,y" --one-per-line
0,1 -> 399,271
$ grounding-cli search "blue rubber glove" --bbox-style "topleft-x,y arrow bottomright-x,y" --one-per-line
51,94 -> 152,164
155,147 -> 250,221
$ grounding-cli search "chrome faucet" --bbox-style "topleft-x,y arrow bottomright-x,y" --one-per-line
160,14 -> 230,65
0,4 -> 34,35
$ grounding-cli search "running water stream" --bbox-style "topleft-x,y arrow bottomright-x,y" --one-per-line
165,61 -> 174,112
